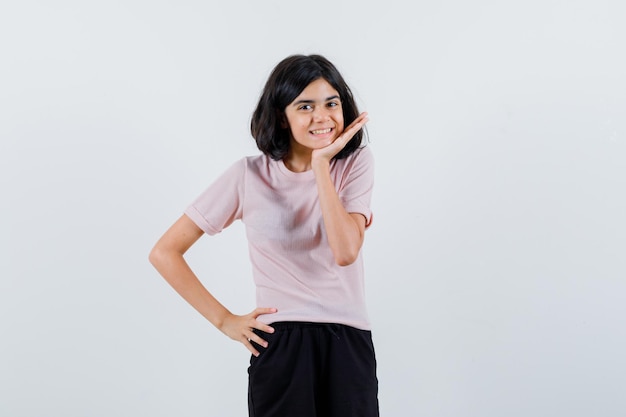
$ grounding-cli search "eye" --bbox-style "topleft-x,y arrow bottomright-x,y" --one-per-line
327,101 -> 340,108
298,104 -> 312,111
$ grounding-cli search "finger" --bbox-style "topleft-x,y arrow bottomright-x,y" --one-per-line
244,339 -> 261,357
253,321 -> 275,334
338,113 -> 369,144
345,112 -> 369,130
243,330 -> 269,356
252,307 -> 278,317
250,308 -> 277,331
346,112 -> 369,133
247,330 -> 269,348
248,317 -> 275,335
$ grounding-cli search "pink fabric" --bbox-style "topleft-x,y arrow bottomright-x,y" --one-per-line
185,147 -> 374,330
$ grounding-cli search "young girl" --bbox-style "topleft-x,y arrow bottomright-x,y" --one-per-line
149,54 -> 379,417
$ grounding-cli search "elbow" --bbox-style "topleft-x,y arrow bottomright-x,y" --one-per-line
331,235 -> 364,266
336,258 -> 356,267
148,245 -> 164,269
333,249 -> 360,267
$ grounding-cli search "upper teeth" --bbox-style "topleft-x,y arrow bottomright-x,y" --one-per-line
312,128 -> 331,134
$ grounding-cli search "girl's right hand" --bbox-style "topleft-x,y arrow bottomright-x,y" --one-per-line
220,308 -> 277,357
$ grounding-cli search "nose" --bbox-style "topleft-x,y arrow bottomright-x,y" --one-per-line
313,106 -> 331,121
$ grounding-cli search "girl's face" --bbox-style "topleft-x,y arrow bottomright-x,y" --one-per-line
284,78 -> 344,155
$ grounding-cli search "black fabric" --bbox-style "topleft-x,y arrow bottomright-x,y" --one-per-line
248,322 -> 379,417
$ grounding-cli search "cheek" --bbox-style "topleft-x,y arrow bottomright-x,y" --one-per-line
294,118 -> 311,132
336,115 -> 345,131
285,114 -> 306,130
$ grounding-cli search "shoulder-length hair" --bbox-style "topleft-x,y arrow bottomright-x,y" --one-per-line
250,54 -> 365,161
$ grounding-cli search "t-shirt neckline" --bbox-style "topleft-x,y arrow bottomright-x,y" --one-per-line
277,159 -> 316,181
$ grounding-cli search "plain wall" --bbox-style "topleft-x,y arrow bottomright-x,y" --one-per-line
1,1 -> 625,416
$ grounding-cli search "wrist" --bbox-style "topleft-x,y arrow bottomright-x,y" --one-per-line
311,157 -> 330,173
213,309 -> 233,331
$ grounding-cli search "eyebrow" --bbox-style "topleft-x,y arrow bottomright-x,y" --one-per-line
291,95 -> 341,106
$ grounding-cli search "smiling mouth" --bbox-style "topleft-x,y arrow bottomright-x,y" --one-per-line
310,128 -> 333,135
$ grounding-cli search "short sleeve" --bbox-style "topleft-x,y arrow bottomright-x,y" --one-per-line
338,147 -> 375,227
184,159 -> 246,235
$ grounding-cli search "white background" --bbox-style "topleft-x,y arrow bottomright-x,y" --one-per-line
1,1 -> 625,416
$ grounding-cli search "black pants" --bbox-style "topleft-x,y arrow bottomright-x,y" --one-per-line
248,322 -> 379,417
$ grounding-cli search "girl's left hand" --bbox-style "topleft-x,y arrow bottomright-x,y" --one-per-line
311,112 -> 369,165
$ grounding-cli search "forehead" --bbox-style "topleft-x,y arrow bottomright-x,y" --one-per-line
294,78 -> 339,100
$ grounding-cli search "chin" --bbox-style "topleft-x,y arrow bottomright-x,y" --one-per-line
317,140 -> 335,148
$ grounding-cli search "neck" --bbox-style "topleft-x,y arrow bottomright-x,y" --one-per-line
283,150 -> 312,172
283,157 -> 311,172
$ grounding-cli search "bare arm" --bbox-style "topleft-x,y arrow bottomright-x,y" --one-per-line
148,214 -> 276,356
311,112 -> 369,266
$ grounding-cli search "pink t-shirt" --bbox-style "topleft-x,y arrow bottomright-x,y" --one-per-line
185,147 -> 374,330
